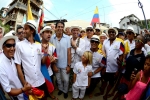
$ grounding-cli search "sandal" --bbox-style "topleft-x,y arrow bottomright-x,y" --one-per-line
50,96 -> 59,100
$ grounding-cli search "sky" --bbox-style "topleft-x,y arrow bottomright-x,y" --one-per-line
0,0 -> 150,27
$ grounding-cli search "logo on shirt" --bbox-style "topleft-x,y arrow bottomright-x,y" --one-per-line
77,69 -> 81,74
37,49 -> 41,54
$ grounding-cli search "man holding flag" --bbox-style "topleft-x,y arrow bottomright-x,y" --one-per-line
40,26 -> 58,100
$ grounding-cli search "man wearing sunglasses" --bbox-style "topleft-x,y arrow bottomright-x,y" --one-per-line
101,28 -> 124,100
83,26 -> 94,51
0,32 -> 32,100
95,27 -> 101,36
16,25 -> 24,42
86,35 -> 106,98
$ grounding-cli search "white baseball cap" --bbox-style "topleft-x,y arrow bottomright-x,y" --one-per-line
41,26 -> 52,34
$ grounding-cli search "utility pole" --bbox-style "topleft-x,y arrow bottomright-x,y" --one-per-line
138,0 -> 148,29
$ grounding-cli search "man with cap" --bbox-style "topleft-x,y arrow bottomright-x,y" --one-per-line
41,26 -> 58,100
95,27 -> 101,36
0,33 -> 31,100
69,25 -> 86,91
83,26 -> 94,51
0,26 -> 4,40
98,33 -> 107,55
15,20 -> 50,100
124,26 -> 147,56
86,35 -> 106,98
50,21 -> 71,99
101,28 -> 124,100
16,25 -> 25,42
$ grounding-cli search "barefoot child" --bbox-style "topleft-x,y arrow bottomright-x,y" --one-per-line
125,55 -> 150,100
72,51 -> 93,100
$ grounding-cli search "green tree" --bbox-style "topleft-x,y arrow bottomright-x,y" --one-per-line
0,20 -> 10,34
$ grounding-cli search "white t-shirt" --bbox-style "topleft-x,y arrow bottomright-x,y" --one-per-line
73,62 -> 92,86
83,36 -> 91,51
92,51 -> 106,78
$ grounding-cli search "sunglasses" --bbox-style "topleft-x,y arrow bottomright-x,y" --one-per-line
96,29 -> 100,32
86,29 -> 93,32
126,32 -> 134,35
108,31 -> 115,34
90,40 -> 99,44
135,39 -> 144,44
4,43 -> 16,48
18,31 -> 23,35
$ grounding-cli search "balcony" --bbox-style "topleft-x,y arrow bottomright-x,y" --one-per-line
8,1 -> 39,17
4,14 -> 17,24
31,0 -> 43,8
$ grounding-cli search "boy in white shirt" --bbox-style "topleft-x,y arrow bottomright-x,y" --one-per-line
72,51 -> 93,100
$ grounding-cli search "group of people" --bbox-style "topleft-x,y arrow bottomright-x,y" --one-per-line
0,19 -> 150,100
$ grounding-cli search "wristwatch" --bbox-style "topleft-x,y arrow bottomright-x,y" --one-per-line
67,64 -> 71,67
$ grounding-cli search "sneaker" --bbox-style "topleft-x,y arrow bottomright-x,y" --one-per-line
64,93 -> 68,99
58,90 -> 63,95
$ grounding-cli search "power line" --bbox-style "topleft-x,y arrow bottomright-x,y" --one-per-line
50,0 -> 60,18
43,6 -> 59,19
68,2 -> 138,20
70,0 -> 101,18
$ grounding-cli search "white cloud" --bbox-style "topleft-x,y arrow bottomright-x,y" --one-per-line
108,0 -> 150,27
0,0 -> 11,8
43,0 -> 53,10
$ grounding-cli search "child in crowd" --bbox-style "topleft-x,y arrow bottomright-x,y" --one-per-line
125,55 -> 150,100
72,51 -> 93,100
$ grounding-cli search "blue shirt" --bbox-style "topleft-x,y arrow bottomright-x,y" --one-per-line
50,34 -> 71,68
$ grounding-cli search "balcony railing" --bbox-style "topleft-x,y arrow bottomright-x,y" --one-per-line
8,1 -> 39,17
4,14 -> 17,24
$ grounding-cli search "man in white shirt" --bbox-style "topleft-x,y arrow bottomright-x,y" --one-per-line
15,20 -> 50,100
83,26 -> 94,51
69,25 -> 86,91
0,32 -> 31,100
102,28 -> 124,100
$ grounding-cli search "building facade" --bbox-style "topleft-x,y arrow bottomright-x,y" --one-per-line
2,0 -> 43,30
119,14 -> 141,34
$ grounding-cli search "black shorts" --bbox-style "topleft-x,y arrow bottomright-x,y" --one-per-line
36,83 -> 49,97
103,73 -> 116,86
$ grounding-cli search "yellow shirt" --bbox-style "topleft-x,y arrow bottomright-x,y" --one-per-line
98,43 -> 105,56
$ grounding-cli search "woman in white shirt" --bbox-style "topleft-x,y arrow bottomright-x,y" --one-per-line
0,33 -> 31,100
72,51 -> 93,100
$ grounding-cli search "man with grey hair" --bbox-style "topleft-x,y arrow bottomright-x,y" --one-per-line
0,26 -> 4,40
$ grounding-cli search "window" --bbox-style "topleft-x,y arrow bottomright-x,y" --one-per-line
127,22 -> 130,25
